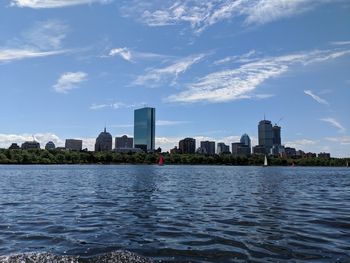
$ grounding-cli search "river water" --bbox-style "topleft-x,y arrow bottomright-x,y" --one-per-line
0,165 -> 349,262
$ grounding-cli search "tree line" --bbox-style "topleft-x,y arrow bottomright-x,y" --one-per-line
0,149 -> 348,166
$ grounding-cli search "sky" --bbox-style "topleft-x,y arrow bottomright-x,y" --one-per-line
0,0 -> 349,157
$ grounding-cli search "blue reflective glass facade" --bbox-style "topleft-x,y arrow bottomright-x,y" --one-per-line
134,107 -> 155,151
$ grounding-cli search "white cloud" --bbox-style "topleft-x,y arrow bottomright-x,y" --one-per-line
90,102 -> 146,110
304,90 -> 329,105
325,136 -> 350,145
0,49 -> 66,63
133,53 -> 205,86
109,48 -> 132,61
330,40 -> 350,46
166,49 -> 350,103
320,118 -> 346,133
0,133 -> 63,149
285,139 -> 318,149
108,47 -> 168,62
0,20 -> 69,63
156,120 -> 189,126
214,50 -> 258,65
0,133 -> 101,151
11,0 -> 112,8
22,20 -> 68,50
122,0 -> 331,33
53,72 -> 88,94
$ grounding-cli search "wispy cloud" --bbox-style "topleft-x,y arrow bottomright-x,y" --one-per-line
122,0 -> 330,33
304,90 -> 329,105
166,48 -> 350,103
107,47 -> 169,62
54,72 -> 88,94
22,20 -> 68,50
0,49 -> 67,63
325,136 -> 350,145
133,53 -> 205,86
285,138 -> 318,149
330,40 -> 350,46
156,120 -> 190,126
90,102 -> 146,110
320,117 -> 346,132
109,48 -> 132,61
11,0 -> 112,9
1,20 -> 69,63
214,50 -> 258,65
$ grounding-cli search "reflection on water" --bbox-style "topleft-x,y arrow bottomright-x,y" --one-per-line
0,165 -> 349,262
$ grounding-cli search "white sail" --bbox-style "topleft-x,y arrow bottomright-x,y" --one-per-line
264,155 -> 268,166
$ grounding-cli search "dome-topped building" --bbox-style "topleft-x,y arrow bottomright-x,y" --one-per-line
45,141 -> 56,150
95,127 -> 112,152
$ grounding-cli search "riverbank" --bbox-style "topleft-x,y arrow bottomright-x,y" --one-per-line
0,149 -> 348,166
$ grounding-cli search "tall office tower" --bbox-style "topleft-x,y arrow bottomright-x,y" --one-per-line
200,141 -> 216,155
95,127 -> 113,152
179,138 -> 196,154
134,107 -> 155,152
115,135 -> 133,149
240,133 -> 251,154
272,125 -> 281,145
258,119 -> 273,154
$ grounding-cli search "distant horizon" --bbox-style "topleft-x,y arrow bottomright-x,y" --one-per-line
1,1 -> 349,157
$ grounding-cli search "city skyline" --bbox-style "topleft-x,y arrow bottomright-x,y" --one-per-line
4,110 -> 334,158
1,1 -> 350,157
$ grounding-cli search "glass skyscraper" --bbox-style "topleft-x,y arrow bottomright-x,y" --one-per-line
134,107 -> 155,152
258,120 -> 273,153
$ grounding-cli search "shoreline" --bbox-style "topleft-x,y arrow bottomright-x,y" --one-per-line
0,149 -> 348,167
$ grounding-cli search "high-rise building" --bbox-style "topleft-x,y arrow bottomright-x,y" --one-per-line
272,125 -> 281,145
200,141 -> 216,155
65,139 -> 82,151
258,119 -> 273,154
21,141 -> 40,150
134,107 -> 155,152
179,138 -> 196,154
115,135 -> 133,149
217,142 -> 230,154
45,141 -> 56,150
95,128 -> 113,152
240,133 -> 251,154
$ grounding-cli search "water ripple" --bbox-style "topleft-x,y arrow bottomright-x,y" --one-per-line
0,165 -> 349,262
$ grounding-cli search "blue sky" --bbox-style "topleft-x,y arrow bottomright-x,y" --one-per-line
0,0 -> 349,156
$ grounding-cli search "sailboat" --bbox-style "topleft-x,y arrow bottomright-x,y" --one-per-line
346,160 -> 349,168
263,155 -> 268,167
158,155 -> 165,166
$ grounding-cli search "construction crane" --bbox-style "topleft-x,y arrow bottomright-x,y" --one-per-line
275,117 -> 283,126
